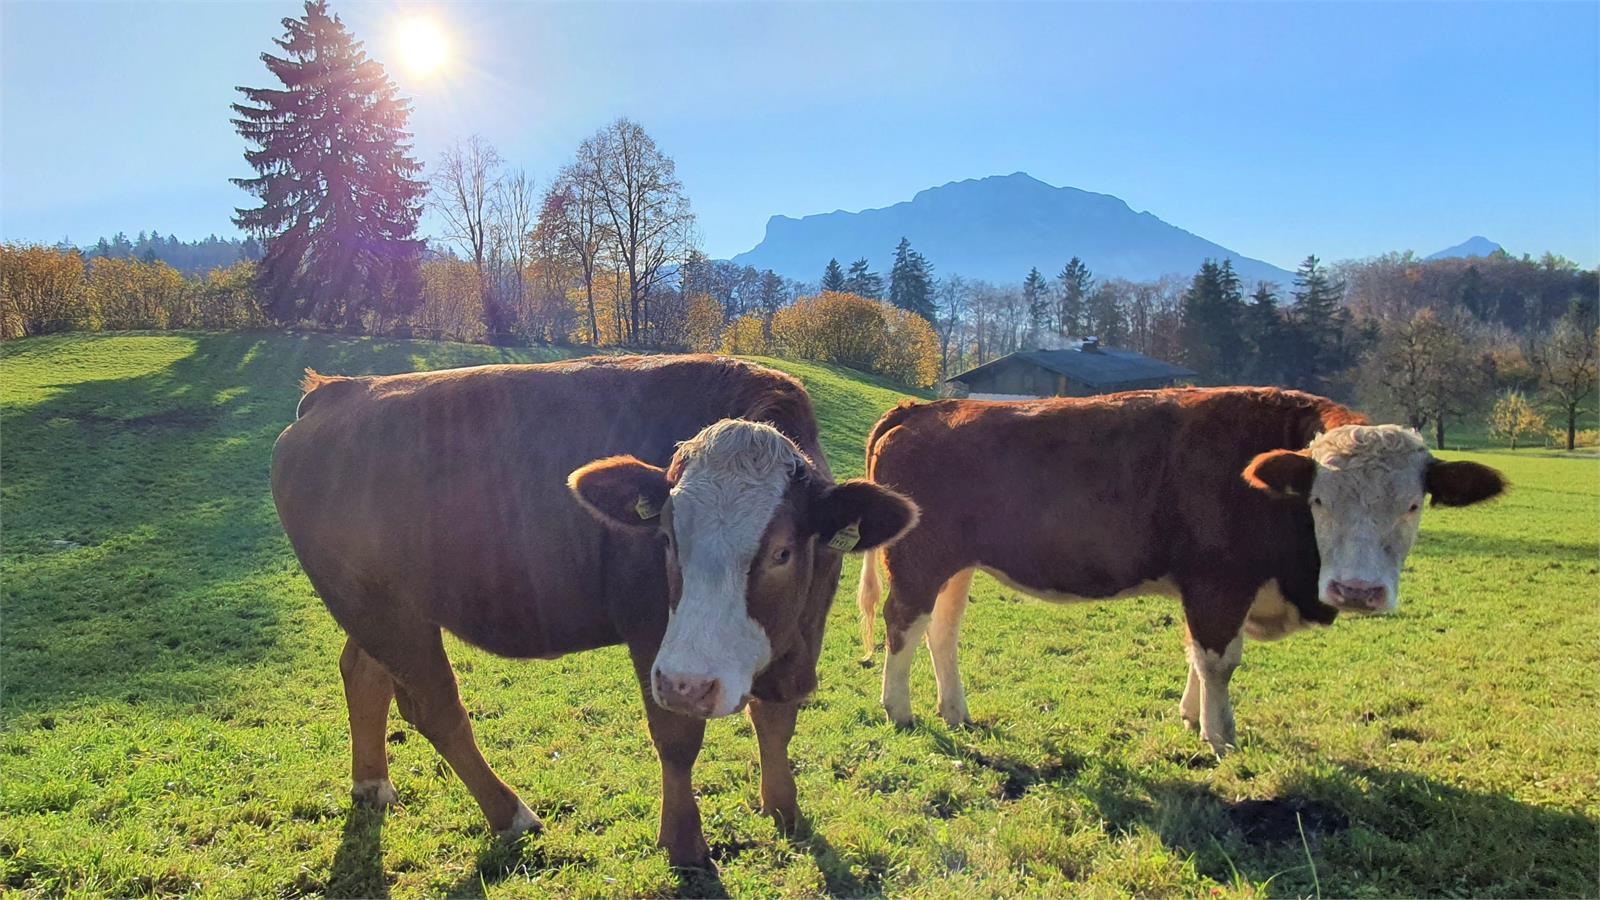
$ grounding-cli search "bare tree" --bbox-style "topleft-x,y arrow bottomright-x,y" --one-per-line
1532,308 -> 1598,450
491,167 -> 536,330
1361,307 -> 1491,449
432,136 -> 507,332
539,167 -> 606,344
572,118 -> 695,345
935,275 -> 968,376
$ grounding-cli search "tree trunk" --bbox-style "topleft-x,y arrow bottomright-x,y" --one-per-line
1568,407 -> 1577,452
1434,416 -> 1446,451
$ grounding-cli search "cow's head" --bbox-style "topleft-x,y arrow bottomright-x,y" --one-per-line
569,420 -> 917,718
1243,424 -> 1504,615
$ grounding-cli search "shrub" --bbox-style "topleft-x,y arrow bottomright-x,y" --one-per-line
189,262 -> 266,329
771,291 -> 889,373
0,243 -> 94,337
412,258 -> 485,343
683,293 -> 724,353
1547,427 -> 1598,449
88,256 -> 184,330
720,313 -> 769,355
877,305 -> 941,388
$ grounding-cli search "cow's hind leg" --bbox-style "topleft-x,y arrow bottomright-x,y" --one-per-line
376,625 -> 536,837
629,642 -> 712,868
926,568 -> 975,727
879,560 -> 939,727
1178,649 -> 1202,732
340,637 -> 398,806
747,698 -> 799,834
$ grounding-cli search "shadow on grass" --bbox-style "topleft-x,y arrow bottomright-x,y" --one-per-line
1,331 -> 583,721
328,804 -> 390,899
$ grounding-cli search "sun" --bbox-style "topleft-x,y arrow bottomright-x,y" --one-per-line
395,16 -> 448,76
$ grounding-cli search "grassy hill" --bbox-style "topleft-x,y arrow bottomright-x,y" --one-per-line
2,332 -> 1596,898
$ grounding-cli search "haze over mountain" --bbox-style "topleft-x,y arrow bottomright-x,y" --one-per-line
731,173 -> 1294,287
1425,236 -> 1504,261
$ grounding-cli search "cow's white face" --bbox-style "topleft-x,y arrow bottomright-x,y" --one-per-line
1244,424 -> 1505,615
569,419 -> 917,719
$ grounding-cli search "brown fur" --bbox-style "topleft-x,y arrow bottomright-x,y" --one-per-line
272,354 -> 839,865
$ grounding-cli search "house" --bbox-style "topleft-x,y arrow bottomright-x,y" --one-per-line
946,339 -> 1196,399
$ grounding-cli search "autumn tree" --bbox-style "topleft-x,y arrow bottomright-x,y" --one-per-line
1488,391 -> 1545,450
231,0 -> 425,327
1361,307 -> 1490,449
86,256 -> 184,330
539,167 -> 606,344
431,135 -> 507,333
0,244 -> 93,337
1532,305 -> 1599,451
571,118 -> 695,345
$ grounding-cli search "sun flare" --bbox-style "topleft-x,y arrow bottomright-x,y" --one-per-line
395,17 -> 448,76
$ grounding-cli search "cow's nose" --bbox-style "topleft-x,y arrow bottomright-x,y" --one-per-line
652,668 -> 722,717
1330,580 -> 1386,610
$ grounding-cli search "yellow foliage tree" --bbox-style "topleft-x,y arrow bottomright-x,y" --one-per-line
87,256 -> 185,330
0,244 -> 92,338
771,291 -> 889,372
1488,391 -> 1545,451
414,259 -> 485,342
877,304 -> 942,388
720,313 -> 769,355
683,293 -> 724,353
189,262 -> 266,329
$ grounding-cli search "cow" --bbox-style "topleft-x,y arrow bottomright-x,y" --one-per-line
270,355 -> 916,867
854,387 -> 1504,754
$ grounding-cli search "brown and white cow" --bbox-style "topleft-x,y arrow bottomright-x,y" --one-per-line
271,356 -> 914,866
855,387 -> 1504,754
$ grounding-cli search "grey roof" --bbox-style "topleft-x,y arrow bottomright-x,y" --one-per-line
950,344 -> 1196,388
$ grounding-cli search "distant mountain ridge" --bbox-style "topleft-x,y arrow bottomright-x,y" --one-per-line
1425,236 -> 1503,261
731,172 -> 1293,286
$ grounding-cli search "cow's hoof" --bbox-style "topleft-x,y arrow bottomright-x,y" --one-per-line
763,800 -> 800,836
938,701 -> 971,728
497,800 -> 543,840
1202,735 -> 1235,757
663,834 -> 713,869
1180,714 -> 1200,733
351,778 -> 398,807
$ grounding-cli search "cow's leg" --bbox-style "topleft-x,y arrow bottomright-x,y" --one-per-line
339,637 -> 398,806
747,698 -> 799,834
880,607 -> 931,728
629,642 -> 711,867
926,568 -> 975,727
381,627 -> 536,837
1178,648 -> 1202,732
1180,583 -> 1250,755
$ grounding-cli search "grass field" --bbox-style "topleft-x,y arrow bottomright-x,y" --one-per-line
3,331 -> 1596,899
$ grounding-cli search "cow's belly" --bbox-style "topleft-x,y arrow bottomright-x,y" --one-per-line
1242,578 -> 1324,641
979,567 -> 1179,605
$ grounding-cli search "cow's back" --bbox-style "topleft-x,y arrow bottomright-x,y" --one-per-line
271,355 -> 821,658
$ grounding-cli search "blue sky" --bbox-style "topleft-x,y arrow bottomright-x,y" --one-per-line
2,1 -> 1596,268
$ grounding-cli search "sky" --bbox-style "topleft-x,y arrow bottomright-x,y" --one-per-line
2,1 -> 1596,270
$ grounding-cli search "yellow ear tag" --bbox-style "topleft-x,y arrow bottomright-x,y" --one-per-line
635,496 -> 660,520
827,521 -> 861,552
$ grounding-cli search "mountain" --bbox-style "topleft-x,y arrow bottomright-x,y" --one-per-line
1425,236 -> 1503,261
731,172 -> 1293,287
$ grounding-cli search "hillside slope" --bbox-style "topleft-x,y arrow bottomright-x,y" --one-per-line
732,172 -> 1293,286
2,332 -> 1593,899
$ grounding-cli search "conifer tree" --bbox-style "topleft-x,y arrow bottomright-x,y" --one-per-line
1243,282 -> 1288,384
1178,259 -> 1247,383
1286,254 -> 1346,391
844,257 -> 883,299
821,258 -> 846,292
888,238 -> 937,321
1056,256 -> 1091,336
1022,267 -> 1050,342
232,0 -> 425,326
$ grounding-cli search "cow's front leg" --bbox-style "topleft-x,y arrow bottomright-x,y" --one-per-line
1180,581 -> 1250,755
747,698 -> 799,833
631,642 -> 710,867
881,610 -> 931,727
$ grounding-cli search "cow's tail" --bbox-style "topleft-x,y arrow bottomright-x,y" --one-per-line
856,401 -> 922,663
296,368 -> 353,419
856,547 -> 884,663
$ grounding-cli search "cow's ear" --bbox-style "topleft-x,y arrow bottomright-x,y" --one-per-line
568,456 -> 671,530
1242,449 -> 1316,500
1426,459 -> 1506,507
809,480 -> 918,553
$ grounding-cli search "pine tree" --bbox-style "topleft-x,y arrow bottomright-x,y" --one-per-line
231,0 -> 425,326
1022,267 -> 1050,343
1177,259 -> 1247,383
1243,282 -> 1287,384
1056,256 -> 1091,336
844,257 -> 883,299
1286,254 -> 1346,391
888,238 -> 936,321
1085,283 -> 1128,345
821,258 -> 846,292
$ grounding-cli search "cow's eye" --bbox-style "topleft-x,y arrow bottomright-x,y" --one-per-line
1407,502 -> 1420,513
1311,497 -> 1323,507
771,547 -> 792,565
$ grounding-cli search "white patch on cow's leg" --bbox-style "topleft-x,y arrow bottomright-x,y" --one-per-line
1179,659 -> 1201,731
927,569 -> 974,727
499,798 -> 539,839
351,777 -> 398,807
1189,632 -> 1243,755
881,613 -> 930,727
